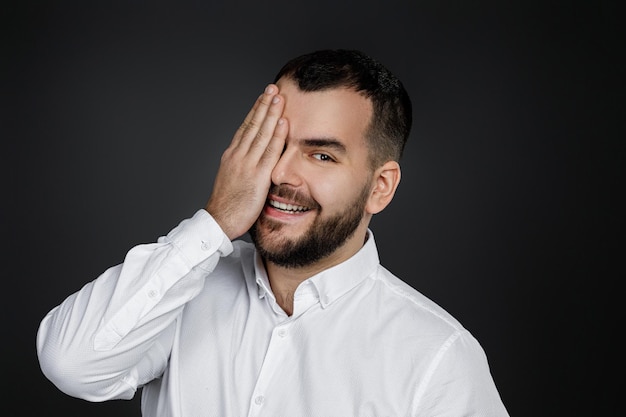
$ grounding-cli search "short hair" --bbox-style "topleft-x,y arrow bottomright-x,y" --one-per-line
273,49 -> 412,169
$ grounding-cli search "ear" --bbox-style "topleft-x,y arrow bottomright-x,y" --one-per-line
366,160 -> 401,215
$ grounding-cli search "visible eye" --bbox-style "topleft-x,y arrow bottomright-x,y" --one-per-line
312,153 -> 334,162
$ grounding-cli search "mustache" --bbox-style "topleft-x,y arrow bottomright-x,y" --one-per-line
268,185 -> 321,210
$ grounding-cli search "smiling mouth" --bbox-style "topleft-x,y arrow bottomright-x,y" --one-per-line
268,199 -> 311,214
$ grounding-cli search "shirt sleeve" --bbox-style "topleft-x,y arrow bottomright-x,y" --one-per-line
412,330 -> 510,417
36,209 -> 233,402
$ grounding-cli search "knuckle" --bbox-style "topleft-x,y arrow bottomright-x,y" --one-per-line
247,131 -> 267,150
263,146 -> 276,159
235,123 -> 247,134
254,128 -> 266,141
243,117 -> 261,131
259,94 -> 273,106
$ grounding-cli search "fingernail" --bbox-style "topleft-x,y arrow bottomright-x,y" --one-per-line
265,85 -> 274,94
272,96 -> 280,104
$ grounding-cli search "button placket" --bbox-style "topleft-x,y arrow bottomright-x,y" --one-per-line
246,322 -> 292,417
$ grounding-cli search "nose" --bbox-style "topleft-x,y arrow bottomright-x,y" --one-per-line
270,147 -> 303,187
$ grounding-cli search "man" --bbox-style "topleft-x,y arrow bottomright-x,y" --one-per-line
37,49 -> 509,416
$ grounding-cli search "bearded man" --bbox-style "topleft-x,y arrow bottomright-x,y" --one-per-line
37,49 -> 509,416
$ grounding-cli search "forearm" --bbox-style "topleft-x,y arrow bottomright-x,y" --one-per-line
36,209 -> 232,401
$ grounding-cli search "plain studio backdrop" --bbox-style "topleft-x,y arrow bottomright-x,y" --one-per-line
3,1 -> 621,415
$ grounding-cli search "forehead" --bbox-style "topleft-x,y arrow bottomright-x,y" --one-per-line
276,78 -> 373,148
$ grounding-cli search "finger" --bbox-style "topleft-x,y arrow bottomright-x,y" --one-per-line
230,94 -> 262,148
258,117 -> 288,169
235,84 -> 278,149
247,93 -> 285,158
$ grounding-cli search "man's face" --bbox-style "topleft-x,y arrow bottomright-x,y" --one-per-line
249,79 -> 375,268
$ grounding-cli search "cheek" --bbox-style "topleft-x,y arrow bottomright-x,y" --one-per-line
311,174 -> 365,212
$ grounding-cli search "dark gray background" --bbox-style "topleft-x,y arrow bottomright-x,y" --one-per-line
3,1 -> 621,415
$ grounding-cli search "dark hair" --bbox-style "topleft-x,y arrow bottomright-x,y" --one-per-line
273,49 -> 412,168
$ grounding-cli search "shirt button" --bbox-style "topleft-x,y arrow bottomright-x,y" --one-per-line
277,328 -> 287,337
201,241 -> 210,250
254,395 -> 265,405
147,289 -> 158,298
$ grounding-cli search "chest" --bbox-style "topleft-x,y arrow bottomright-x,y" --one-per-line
168,285 -> 419,416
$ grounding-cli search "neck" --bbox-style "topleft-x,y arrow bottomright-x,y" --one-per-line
265,227 -> 369,316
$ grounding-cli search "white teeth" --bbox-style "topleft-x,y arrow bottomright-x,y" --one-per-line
269,200 -> 309,213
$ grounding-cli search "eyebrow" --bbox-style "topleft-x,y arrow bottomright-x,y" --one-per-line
301,138 -> 347,154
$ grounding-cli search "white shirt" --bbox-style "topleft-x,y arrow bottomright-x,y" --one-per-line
37,209 -> 509,416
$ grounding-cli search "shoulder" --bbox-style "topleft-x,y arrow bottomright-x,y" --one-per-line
369,265 -> 466,336
366,267 -> 495,380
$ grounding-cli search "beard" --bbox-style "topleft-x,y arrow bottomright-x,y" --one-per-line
248,183 -> 371,269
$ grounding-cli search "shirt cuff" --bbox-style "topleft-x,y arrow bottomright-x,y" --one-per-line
166,209 -> 234,268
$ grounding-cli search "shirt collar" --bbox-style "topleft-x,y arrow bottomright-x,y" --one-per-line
254,230 -> 380,309
254,254 -> 273,299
